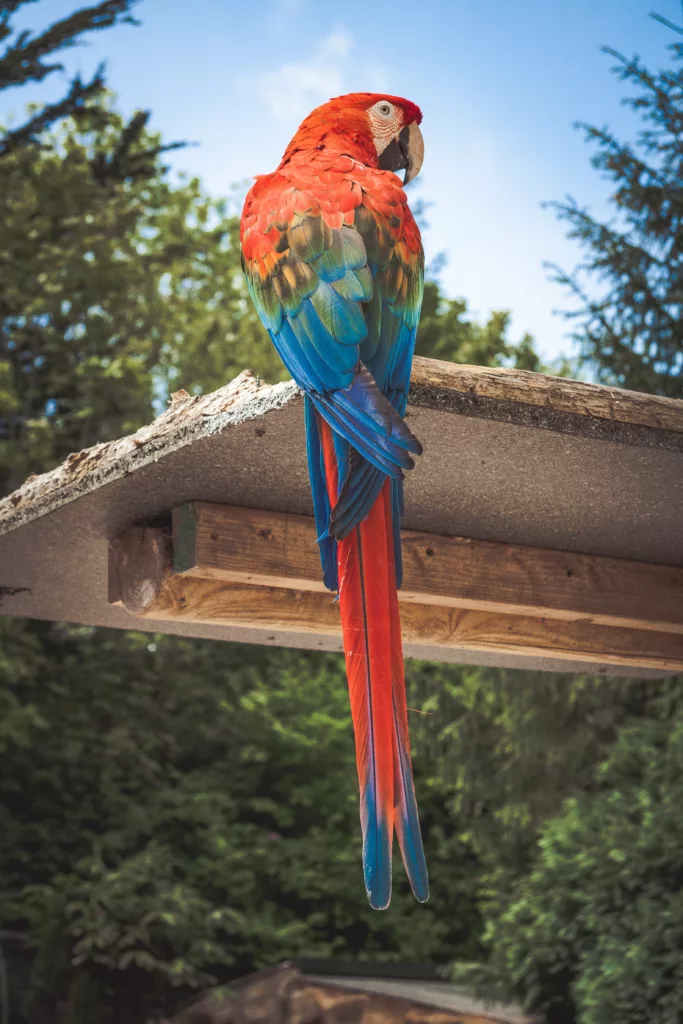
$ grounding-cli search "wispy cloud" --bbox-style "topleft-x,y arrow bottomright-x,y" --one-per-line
251,28 -> 352,119
272,0 -> 304,15
242,28 -> 355,121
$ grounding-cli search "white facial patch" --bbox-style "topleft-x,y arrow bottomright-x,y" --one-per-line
368,100 -> 403,155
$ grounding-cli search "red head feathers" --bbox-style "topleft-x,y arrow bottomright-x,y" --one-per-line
280,93 -> 424,182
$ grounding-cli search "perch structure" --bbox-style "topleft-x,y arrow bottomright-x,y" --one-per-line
1,356 -> 682,676
170,961 -> 536,1024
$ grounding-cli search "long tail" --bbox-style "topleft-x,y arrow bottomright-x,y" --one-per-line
318,417 -> 429,910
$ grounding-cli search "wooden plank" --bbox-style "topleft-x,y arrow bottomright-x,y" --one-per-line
172,502 -> 329,593
4,358 -> 683,543
410,356 -> 683,434
109,525 -> 683,671
172,502 -> 683,635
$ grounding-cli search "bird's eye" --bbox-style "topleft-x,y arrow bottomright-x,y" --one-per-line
374,101 -> 394,119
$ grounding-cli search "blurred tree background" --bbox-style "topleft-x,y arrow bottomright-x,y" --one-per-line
0,2 -> 681,1023
544,8 -> 683,400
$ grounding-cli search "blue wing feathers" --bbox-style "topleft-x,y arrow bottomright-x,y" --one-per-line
295,300 -> 359,376
310,393 -> 407,478
309,279 -> 368,346
332,265 -> 373,303
310,228 -> 346,282
268,322 -> 323,392
305,397 -> 338,591
335,365 -> 421,453
311,371 -> 419,476
249,201 -> 420,541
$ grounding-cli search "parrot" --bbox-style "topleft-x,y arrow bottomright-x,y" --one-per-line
240,93 -> 427,910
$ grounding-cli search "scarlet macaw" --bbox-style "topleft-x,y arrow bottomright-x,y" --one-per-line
240,93 -> 427,909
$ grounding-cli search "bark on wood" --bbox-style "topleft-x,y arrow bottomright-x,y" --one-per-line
410,356 -> 683,434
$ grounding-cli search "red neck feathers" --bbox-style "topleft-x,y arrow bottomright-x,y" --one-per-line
279,92 -> 422,169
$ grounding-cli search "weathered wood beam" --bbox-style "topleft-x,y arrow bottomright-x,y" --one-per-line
410,356 -> 683,435
108,520 -> 683,671
171,502 -> 683,635
4,358 -> 683,543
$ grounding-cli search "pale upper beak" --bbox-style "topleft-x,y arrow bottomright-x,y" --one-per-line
377,122 -> 424,185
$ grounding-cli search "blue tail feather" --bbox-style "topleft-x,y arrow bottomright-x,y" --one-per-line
304,396 -> 338,591
393,701 -> 430,903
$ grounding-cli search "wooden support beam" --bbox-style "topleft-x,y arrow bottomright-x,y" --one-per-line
171,502 -> 683,635
108,512 -> 683,672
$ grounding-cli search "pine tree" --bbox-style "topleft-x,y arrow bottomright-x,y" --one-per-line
546,10 -> 683,398
0,0 -> 140,158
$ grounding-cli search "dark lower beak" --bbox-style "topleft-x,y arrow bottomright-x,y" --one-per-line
377,122 -> 424,184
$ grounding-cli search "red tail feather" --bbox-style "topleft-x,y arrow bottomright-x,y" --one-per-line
383,485 -> 429,902
319,419 -> 428,908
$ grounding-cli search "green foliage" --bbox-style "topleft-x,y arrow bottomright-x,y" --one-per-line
0,621 -> 479,1023
413,662 -> 683,1022
416,280 -> 543,371
0,106 -> 277,494
411,663 -> 683,880
487,720 -> 683,1024
546,15 -> 683,397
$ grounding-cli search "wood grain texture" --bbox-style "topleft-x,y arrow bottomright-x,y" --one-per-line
172,503 -> 329,592
109,525 -> 683,671
410,356 -> 683,434
172,502 -> 683,634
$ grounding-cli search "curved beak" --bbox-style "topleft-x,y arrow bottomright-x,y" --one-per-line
377,122 -> 424,185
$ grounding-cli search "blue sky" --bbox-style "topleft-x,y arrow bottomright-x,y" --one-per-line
2,0 -> 680,363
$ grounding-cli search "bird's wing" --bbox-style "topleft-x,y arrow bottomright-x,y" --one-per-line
241,155 -> 423,510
